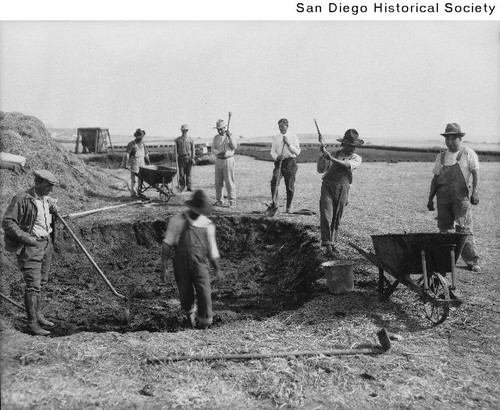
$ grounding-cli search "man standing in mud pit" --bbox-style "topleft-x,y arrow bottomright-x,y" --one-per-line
212,119 -> 237,206
427,123 -> 481,272
122,128 -> 150,197
270,118 -> 301,213
317,129 -> 363,257
174,124 -> 195,192
160,189 -> 222,329
2,170 -> 60,336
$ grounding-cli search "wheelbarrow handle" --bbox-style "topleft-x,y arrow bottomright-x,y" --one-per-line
57,214 -> 127,300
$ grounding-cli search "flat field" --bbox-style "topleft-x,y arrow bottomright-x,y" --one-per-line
1,155 -> 499,409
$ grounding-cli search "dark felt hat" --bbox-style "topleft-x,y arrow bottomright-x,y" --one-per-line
278,118 -> 289,126
185,190 -> 212,215
134,129 -> 146,138
337,129 -> 364,146
440,123 -> 465,137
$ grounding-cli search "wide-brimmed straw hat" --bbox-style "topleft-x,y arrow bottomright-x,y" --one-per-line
337,129 -> 364,146
440,123 -> 465,137
33,170 -> 59,185
185,190 -> 212,215
214,119 -> 226,129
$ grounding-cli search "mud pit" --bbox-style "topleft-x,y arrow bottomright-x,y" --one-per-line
20,216 -> 324,336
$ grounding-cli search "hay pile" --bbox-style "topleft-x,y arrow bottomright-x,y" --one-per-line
0,111 -> 118,299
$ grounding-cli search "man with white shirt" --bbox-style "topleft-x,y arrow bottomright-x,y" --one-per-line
2,170 -> 60,336
317,129 -> 363,256
427,123 -> 481,272
211,119 -> 237,206
270,118 -> 301,213
160,190 -> 221,329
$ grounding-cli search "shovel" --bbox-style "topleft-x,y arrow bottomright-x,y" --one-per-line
265,143 -> 286,217
57,213 -> 130,320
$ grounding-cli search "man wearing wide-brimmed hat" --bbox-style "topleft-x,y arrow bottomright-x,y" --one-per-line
160,190 -> 221,329
211,119 -> 237,206
427,123 -> 481,272
121,128 -> 150,197
2,170 -> 60,336
174,124 -> 196,192
317,129 -> 364,257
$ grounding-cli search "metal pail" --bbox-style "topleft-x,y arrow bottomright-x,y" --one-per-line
321,261 -> 354,294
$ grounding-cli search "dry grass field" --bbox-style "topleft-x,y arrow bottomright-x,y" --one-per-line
2,144 -> 500,408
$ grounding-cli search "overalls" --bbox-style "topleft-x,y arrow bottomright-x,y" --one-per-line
436,148 -> 479,266
173,215 -> 213,327
319,151 -> 352,245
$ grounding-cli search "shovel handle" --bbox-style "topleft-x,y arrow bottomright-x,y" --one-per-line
57,214 -> 127,300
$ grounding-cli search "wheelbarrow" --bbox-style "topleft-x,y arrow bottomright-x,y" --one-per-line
128,165 -> 177,202
349,233 -> 468,325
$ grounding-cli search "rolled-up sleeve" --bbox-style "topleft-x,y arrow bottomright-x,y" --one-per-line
206,223 -> 220,259
348,154 -> 362,171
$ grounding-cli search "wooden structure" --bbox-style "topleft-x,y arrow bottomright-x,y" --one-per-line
75,128 -> 114,155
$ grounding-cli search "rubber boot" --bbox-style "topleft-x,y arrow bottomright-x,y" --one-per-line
24,290 -> 50,336
37,291 -> 55,328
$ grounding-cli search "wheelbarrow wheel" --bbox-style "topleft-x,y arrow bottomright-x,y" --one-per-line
422,273 -> 450,325
159,183 -> 173,202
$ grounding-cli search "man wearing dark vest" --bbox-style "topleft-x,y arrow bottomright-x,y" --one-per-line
317,129 -> 364,257
427,123 -> 481,272
174,124 -> 195,192
160,190 -> 221,329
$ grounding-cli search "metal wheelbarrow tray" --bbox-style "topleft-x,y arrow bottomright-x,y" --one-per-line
138,165 -> 177,202
350,233 -> 468,324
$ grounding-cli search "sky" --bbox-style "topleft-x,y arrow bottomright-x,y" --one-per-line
1,18 -> 499,142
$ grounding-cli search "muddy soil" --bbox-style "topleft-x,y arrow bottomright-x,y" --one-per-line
6,215 -> 326,336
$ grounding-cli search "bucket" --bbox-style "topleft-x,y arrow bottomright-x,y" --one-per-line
321,261 -> 354,294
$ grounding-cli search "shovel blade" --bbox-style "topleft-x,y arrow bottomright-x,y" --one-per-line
265,204 -> 278,217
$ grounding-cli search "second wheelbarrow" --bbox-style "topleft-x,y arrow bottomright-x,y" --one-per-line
349,232 -> 468,325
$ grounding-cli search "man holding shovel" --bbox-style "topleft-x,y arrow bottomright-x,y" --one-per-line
2,170 -> 60,336
317,129 -> 363,257
269,118 -> 301,214
160,190 -> 221,329
211,118 -> 237,206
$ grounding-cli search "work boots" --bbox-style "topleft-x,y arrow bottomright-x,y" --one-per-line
37,291 -> 55,328
24,290 -> 51,336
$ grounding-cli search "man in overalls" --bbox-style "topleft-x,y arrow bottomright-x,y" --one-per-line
317,129 -> 363,257
427,123 -> 480,272
174,124 -> 195,192
122,129 -> 150,197
160,190 -> 221,329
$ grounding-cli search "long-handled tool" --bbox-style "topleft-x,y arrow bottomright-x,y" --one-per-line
146,328 -> 391,364
57,213 -> 130,319
0,292 -> 26,311
265,142 -> 286,217
173,143 -> 180,189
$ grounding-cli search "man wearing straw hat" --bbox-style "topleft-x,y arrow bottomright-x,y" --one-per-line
427,123 -> 481,273
317,129 -> 364,257
270,118 -> 301,213
174,124 -> 195,192
211,119 -> 237,206
160,190 -> 221,329
2,170 -> 60,336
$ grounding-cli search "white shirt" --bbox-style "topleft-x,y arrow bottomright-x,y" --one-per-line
163,211 -> 220,259
432,147 -> 479,184
32,196 -> 52,238
270,133 -> 301,160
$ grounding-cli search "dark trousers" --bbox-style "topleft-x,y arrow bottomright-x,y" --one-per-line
319,183 -> 350,245
16,237 -> 53,292
270,158 -> 298,208
178,156 -> 193,190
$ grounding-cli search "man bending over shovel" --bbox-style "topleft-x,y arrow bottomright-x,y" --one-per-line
317,129 -> 364,257
160,190 -> 222,329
